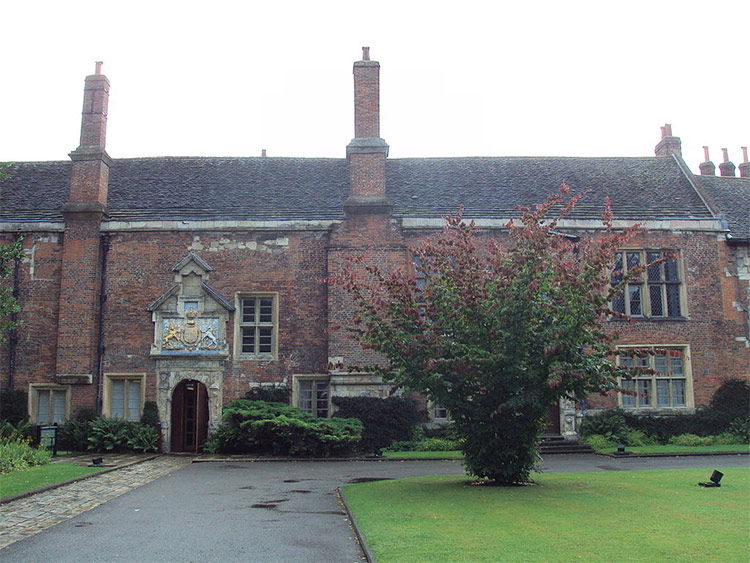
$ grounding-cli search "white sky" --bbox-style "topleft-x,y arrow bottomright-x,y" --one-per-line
1,0 -> 748,173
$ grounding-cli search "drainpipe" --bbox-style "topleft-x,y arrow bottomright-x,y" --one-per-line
6,235 -> 22,391
94,234 -> 110,415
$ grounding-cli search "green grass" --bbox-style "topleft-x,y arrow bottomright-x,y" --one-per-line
588,443 -> 750,455
383,450 -> 464,459
343,468 -> 750,562
0,463 -> 103,498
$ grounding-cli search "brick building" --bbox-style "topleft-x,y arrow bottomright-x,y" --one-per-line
1,50 -> 748,451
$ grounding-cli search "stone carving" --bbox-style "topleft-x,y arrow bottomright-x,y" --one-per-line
161,310 -> 220,352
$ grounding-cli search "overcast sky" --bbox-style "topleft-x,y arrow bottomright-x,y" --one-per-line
1,0 -> 747,173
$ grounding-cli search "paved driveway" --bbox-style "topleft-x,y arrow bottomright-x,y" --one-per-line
2,454 -> 747,562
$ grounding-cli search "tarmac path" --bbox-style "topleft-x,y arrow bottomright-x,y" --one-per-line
1,454 -> 747,562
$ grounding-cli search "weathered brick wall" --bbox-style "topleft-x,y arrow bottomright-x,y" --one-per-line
100,228 -> 330,405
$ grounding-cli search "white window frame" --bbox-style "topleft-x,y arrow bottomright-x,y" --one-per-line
28,384 -> 70,425
616,345 -> 694,411
102,373 -> 146,421
292,374 -> 330,418
235,292 -> 279,360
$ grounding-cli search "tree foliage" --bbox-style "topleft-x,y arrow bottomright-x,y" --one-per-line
0,164 -> 24,340
336,185 -> 641,483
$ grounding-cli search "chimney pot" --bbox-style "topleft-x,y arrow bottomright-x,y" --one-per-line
739,146 -> 750,178
703,146 -> 710,162
362,46 -> 370,61
95,61 -> 103,75
261,149 -> 267,157
722,148 -> 729,163
654,124 -> 681,157
718,148 -> 736,177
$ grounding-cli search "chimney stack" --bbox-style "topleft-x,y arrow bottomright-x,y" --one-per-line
654,123 -> 682,158
699,146 -> 716,176
739,147 -> 749,178
67,61 -> 111,207
719,148 -> 736,177
344,47 -> 391,215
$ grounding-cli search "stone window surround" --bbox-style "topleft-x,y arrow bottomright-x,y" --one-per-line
616,344 -> 694,411
102,373 -> 146,420
611,249 -> 688,320
28,383 -> 71,424
292,374 -> 330,417
234,292 -> 280,360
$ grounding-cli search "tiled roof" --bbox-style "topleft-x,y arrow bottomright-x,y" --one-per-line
695,175 -> 750,239
0,155 -> 714,223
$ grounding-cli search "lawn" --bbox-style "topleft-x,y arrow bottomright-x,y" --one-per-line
0,463 -> 103,498
383,450 -> 463,459
343,468 -> 750,562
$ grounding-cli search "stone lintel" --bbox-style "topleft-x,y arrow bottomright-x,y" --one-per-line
55,373 -> 93,385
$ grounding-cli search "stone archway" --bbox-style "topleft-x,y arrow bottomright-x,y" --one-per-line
155,358 -> 224,452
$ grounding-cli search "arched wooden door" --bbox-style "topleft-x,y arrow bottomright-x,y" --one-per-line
170,379 -> 209,452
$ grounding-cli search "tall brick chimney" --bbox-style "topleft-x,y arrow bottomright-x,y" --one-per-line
719,148 -> 736,177
344,47 -> 392,215
654,124 -> 682,157
739,147 -> 749,178
699,146 -> 716,176
55,62 -> 111,392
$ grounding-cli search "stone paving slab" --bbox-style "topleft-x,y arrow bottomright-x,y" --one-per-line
0,455 -> 191,550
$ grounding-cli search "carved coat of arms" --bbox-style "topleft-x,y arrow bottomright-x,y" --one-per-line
162,310 -> 220,352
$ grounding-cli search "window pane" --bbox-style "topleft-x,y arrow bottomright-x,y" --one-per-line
649,285 -> 664,316
299,380 -> 313,413
656,380 -> 670,406
628,285 -> 642,315
666,285 -> 681,317
127,380 -> 141,421
611,253 -> 623,284
241,328 -> 256,353
315,381 -> 329,417
112,380 -> 126,418
647,252 -> 662,281
258,327 -> 273,353
37,390 -> 50,423
52,391 -> 66,424
242,299 -> 256,323
654,354 -> 667,374
664,259 -> 679,282
671,357 -> 683,376
259,299 -> 273,323
621,380 -> 636,407
626,252 -> 641,271
619,355 -> 632,368
672,380 -> 685,406
638,380 -> 651,406
612,292 -> 625,314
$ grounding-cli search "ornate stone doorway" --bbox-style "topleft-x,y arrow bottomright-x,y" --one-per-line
171,379 -> 209,452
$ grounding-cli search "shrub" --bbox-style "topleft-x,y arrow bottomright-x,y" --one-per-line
244,386 -> 290,404
581,434 -> 616,452
0,439 -> 51,473
74,407 -> 98,422
624,429 -> 657,446
709,379 -> 750,424
0,419 -> 34,442
413,437 -> 461,451
331,396 -> 425,454
0,389 -> 28,426
140,401 -> 160,428
57,419 -> 92,452
87,418 -> 132,452
127,424 -> 159,452
727,418 -> 750,443
207,400 -> 363,457
579,410 -> 630,443
668,433 -> 713,447
713,432 -> 740,445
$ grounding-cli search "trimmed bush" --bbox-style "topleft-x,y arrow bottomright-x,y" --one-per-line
57,419 -> 92,452
0,389 -> 28,426
331,396 -> 425,454
668,433 -> 713,447
709,379 -> 750,423
0,439 -> 51,473
205,400 -> 363,457
140,401 -> 160,428
244,386 -> 290,404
